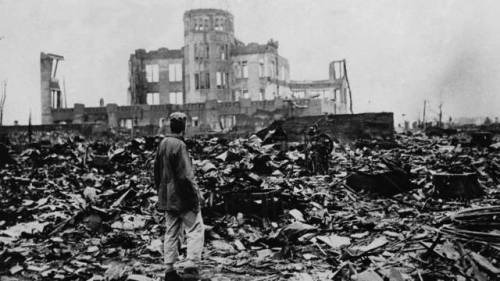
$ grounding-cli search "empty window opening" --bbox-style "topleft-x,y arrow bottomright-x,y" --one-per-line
169,91 -> 183,105
215,17 -> 224,31
256,89 -> 264,101
216,72 -> 228,88
195,72 -> 210,89
196,18 -> 207,31
242,89 -> 249,99
270,60 -> 276,78
259,60 -> 265,77
51,90 -> 62,108
195,44 -> 200,59
194,19 -> 200,31
220,115 -> 236,129
146,92 -> 160,105
121,119 -> 133,129
216,72 -> 222,88
233,90 -> 241,101
192,116 -> 199,127
234,63 -> 241,78
214,18 -> 219,31
220,44 -> 228,60
169,63 -> 182,82
204,72 -> 210,89
241,61 -> 248,78
195,43 -> 209,60
145,64 -> 159,82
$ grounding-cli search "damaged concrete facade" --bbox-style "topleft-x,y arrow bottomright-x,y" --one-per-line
40,53 -> 64,125
289,60 -> 353,114
46,8 -> 352,133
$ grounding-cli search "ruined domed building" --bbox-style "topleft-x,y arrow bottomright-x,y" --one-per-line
44,8 -> 353,134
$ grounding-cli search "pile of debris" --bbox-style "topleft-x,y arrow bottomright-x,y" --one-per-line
0,131 -> 499,280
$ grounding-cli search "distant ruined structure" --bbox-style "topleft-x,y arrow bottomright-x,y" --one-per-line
43,8 -> 353,134
40,53 -> 64,125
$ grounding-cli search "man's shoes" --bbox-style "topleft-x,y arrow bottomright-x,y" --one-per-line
165,270 -> 182,281
182,267 -> 200,280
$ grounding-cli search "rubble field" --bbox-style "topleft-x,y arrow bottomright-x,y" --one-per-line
1,131 -> 500,281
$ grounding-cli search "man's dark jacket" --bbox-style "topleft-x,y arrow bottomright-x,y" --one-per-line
154,135 -> 200,212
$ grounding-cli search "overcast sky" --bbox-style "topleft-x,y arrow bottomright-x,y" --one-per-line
1,0 -> 500,125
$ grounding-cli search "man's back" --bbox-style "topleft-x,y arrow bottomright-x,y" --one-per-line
154,135 -> 199,212
157,112 -> 204,281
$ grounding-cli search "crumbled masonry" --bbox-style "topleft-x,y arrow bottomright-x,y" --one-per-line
1,131 -> 500,280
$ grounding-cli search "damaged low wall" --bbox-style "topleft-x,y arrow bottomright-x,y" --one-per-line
271,112 -> 394,142
0,123 -> 114,138
1,112 -> 394,142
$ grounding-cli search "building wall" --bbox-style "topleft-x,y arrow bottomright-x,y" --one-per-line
47,8 -> 357,132
46,109 -> 393,142
159,58 -> 183,104
183,9 -> 235,104
40,54 -> 54,125
231,50 -> 290,101
50,98 -> 306,133
271,112 -> 394,142
41,53 -> 65,125
129,48 -> 183,105
289,60 -> 351,115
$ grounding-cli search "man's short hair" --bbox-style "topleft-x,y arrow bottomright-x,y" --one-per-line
169,112 -> 187,134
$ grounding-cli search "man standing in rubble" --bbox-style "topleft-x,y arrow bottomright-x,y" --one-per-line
154,112 -> 204,281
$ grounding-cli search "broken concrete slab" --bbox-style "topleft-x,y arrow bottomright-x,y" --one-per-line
432,172 -> 484,199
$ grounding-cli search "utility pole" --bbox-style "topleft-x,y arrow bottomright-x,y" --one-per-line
438,103 -> 443,128
422,100 -> 427,130
402,113 -> 406,131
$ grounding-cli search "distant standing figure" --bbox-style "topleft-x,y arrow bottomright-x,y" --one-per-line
154,112 -> 204,281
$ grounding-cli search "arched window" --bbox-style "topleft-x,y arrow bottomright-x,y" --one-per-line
220,18 -> 225,31
215,17 -> 224,31
201,18 -> 208,30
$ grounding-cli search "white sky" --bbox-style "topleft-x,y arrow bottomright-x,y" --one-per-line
1,0 -> 500,125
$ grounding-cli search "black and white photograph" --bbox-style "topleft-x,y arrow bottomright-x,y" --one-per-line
0,0 -> 500,280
